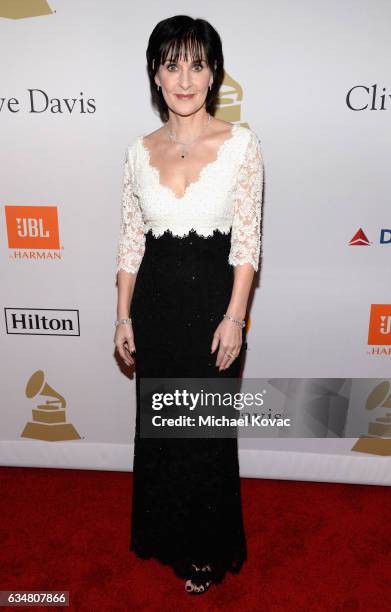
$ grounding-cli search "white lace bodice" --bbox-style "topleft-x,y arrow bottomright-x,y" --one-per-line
116,123 -> 264,274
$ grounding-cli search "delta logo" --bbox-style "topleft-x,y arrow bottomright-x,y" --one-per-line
349,228 -> 391,246
4,205 -> 63,261
368,305 -> 391,354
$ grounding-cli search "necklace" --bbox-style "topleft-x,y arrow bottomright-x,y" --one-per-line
167,113 -> 211,159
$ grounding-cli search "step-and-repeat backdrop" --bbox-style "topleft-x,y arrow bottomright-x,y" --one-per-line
1,1 -> 390,485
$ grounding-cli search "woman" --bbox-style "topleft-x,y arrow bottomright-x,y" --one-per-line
114,15 -> 264,595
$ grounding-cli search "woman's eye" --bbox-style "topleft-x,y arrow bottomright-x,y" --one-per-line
166,62 -> 203,71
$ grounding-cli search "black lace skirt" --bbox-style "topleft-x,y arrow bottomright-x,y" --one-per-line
129,228 -> 248,585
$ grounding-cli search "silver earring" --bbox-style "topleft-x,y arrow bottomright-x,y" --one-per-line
156,84 -> 160,91
209,83 -> 212,90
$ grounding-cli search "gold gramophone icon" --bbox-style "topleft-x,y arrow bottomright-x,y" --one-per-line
215,71 -> 249,128
351,380 -> 391,456
0,1 -> 53,20
21,369 -> 81,442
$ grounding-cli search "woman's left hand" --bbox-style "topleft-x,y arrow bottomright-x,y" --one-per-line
211,318 -> 243,371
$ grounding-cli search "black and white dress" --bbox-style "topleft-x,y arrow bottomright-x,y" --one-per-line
116,122 -> 264,584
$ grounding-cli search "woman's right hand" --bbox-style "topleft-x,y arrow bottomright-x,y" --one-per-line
114,322 -> 136,367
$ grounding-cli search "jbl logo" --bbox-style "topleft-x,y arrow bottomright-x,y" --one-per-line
4,205 -> 60,249
16,217 -> 50,238
368,305 -> 391,346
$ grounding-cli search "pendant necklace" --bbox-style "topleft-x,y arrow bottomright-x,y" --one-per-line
167,113 -> 211,159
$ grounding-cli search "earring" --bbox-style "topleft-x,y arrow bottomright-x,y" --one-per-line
209,83 -> 212,90
156,84 -> 160,91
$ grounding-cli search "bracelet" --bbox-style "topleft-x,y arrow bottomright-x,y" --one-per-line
115,317 -> 132,327
222,313 -> 246,328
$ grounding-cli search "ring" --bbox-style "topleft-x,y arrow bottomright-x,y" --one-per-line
227,352 -> 235,358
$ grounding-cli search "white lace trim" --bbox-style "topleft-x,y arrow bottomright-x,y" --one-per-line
116,124 -> 263,274
147,225 -> 232,239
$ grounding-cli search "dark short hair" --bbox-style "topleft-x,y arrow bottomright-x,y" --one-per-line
146,15 -> 225,122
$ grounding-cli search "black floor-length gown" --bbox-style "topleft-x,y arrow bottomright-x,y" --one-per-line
116,122 -> 263,585
130,228 -> 247,584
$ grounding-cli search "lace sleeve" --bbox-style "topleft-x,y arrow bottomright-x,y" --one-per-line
228,130 -> 264,271
115,146 -> 145,274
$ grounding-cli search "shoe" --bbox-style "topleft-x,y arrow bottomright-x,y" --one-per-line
184,563 -> 212,595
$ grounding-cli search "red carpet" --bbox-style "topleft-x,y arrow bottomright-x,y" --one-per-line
0,466 -> 389,611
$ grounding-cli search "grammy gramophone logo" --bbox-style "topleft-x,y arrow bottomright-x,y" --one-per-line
351,380 -> 391,456
216,72 -> 249,128
21,369 -> 81,442
0,0 -> 53,20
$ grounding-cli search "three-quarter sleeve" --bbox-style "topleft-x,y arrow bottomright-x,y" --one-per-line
228,130 -> 264,271
115,146 -> 145,274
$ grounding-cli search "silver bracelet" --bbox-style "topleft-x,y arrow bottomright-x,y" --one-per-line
115,317 -> 132,327
222,313 -> 246,328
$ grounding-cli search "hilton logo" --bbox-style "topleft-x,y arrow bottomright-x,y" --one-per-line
4,308 -> 80,336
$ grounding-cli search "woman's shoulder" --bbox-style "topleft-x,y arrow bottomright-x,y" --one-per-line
206,120 -> 260,158
126,133 -> 143,153
234,123 -> 260,142
208,118 -> 255,143
125,126 -> 166,155
122,134 -> 145,168
231,125 -> 262,165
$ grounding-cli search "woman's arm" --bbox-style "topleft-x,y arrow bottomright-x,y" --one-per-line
117,270 -> 136,320
226,264 -> 256,321
211,130 -> 264,370
115,146 -> 145,366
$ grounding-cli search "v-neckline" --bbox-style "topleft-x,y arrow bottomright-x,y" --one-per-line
139,123 -> 239,201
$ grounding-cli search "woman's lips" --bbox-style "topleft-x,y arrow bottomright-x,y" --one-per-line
175,94 -> 195,100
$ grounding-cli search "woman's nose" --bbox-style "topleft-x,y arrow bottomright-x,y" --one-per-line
178,69 -> 192,88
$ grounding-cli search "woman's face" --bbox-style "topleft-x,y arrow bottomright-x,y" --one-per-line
154,47 -> 213,116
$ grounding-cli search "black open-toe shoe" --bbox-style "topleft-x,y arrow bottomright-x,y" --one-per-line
184,563 -> 213,595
